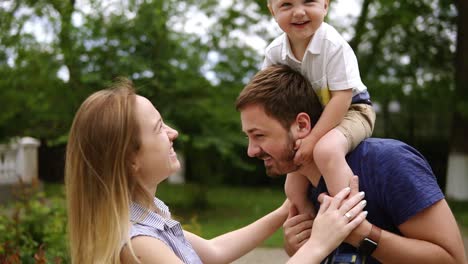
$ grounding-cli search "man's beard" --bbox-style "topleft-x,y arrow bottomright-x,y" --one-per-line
257,132 -> 300,177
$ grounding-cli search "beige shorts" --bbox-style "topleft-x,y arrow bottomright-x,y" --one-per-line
336,104 -> 376,152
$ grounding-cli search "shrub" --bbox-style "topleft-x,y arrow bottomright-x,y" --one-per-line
0,183 -> 69,263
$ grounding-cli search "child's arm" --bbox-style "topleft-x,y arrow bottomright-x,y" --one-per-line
184,200 -> 289,264
294,89 -> 352,165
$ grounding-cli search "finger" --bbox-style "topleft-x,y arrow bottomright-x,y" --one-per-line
293,151 -> 303,165
288,203 -> 298,218
292,219 -> 313,234
329,186 -> 351,210
346,211 -> 368,230
340,191 -> 365,216
317,192 -> 330,204
296,229 -> 311,244
283,214 -> 313,229
345,200 -> 367,222
294,138 -> 302,150
317,194 -> 331,214
297,238 -> 309,250
349,175 -> 359,197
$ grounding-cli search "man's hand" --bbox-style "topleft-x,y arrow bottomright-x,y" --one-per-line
282,204 -> 314,256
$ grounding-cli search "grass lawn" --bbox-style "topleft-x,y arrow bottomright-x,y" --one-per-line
44,182 -> 468,248
156,182 -> 287,247
447,199 -> 468,237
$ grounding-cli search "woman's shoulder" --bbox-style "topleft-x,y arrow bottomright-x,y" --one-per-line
122,235 -> 183,263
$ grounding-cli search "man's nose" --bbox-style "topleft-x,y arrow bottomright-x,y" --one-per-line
247,141 -> 260,158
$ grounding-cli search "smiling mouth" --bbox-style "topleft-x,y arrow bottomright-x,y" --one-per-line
292,21 -> 309,26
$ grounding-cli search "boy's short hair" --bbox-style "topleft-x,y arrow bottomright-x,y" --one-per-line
235,64 -> 323,130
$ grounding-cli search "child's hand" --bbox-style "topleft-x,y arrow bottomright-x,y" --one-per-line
293,134 -> 318,166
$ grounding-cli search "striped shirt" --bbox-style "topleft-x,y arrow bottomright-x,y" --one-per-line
129,198 -> 202,264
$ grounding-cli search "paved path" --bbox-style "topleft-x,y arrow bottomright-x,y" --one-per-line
233,238 -> 468,264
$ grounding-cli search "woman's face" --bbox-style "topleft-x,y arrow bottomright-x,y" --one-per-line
132,95 -> 180,187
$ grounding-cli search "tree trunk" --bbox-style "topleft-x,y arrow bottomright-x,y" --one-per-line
446,0 -> 468,200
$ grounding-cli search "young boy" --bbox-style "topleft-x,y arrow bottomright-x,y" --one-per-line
264,0 -> 375,215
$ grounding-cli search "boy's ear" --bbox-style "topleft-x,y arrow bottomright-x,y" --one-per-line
292,112 -> 312,139
324,0 -> 329,13
267,2 -> 275,17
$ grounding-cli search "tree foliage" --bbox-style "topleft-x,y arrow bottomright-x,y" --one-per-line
0,0 -> 462,184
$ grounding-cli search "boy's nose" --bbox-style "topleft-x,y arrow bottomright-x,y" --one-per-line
293,8 -> 306,18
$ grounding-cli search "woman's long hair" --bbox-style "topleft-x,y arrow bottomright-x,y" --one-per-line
65,79 -> 153,263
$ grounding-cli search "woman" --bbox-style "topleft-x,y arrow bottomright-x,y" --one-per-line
65,78 -> 367,264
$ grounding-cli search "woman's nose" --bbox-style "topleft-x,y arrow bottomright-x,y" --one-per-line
166,125 -> 178,140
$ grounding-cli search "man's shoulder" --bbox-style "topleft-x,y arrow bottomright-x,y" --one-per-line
354,138 -> 410,154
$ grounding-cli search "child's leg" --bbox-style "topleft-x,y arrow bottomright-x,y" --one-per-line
285,173 -> 315,216
313,128 -> 353,197
315,104 -> 375,196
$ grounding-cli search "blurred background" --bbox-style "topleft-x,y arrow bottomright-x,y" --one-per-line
0,0 -> 467,262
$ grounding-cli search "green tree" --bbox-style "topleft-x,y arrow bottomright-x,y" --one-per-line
446,0 -> 468,200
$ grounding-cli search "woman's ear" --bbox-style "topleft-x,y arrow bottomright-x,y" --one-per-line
130,156 -> 140,176
293,112 -> 312,139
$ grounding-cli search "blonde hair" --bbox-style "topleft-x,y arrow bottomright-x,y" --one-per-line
65,78 -> 153,264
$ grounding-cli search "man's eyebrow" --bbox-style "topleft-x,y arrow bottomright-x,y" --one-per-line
245,128 -> 260,134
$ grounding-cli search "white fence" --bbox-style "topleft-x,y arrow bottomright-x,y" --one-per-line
0,137 -> 40,185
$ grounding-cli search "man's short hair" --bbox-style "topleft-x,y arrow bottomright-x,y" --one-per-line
235,64 -> 323,130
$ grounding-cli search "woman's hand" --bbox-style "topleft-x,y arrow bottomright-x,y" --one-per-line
309,176 -> 367,252
283,176 -> 367,257
286,176 -> 367,263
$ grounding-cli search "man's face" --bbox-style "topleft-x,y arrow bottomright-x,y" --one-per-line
240,104 -> 299,177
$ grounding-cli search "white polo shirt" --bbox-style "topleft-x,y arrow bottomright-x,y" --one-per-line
262,22 -> 367,106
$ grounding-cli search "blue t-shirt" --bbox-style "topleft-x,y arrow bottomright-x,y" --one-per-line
308,138 -> 444,264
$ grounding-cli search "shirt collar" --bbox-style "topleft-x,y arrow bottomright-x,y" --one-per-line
281,22 -> 326,60
130,197 -> 179,230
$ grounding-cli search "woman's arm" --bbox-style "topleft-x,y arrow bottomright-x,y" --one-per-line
184,200 -> 289,264
121,236 -> 184,264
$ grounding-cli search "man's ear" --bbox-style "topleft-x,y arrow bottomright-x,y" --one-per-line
292,112 -> 312,139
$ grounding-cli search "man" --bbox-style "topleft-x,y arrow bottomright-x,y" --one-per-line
235,64 -> 466,263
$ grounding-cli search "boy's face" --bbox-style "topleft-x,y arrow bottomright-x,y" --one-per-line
268,0 -> 328,44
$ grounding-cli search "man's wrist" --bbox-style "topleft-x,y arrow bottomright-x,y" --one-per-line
346,220 -> 372,247
357,224 -> 382,256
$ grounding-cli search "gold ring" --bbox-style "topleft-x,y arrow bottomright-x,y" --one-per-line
344,212 -> 352,220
